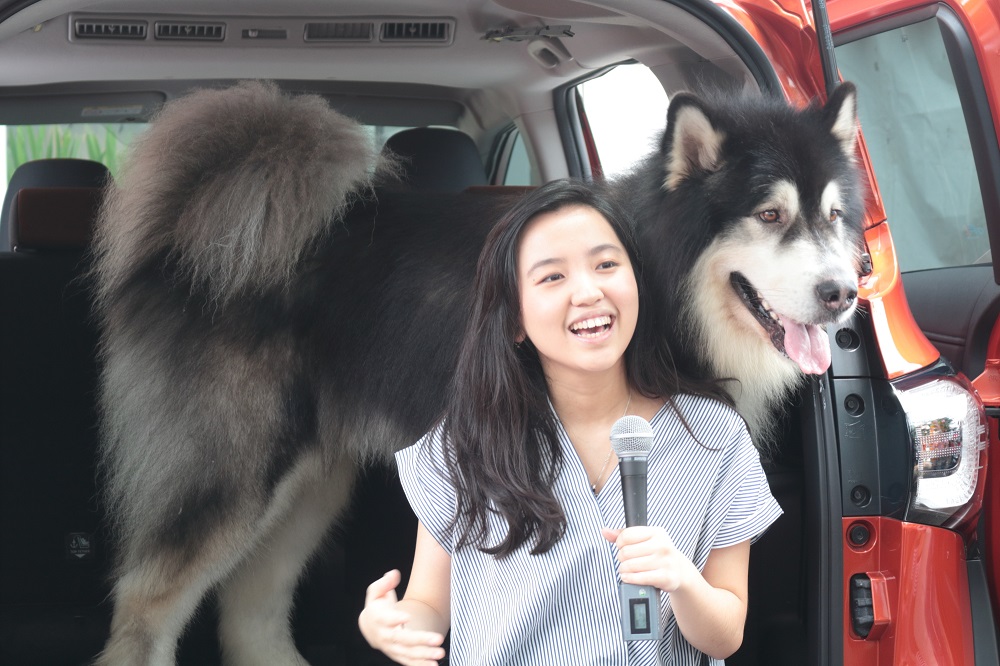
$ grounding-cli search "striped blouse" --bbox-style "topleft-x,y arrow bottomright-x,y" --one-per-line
395,394 -> 783,665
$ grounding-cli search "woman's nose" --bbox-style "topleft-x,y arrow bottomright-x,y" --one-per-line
570,277 -> 603,306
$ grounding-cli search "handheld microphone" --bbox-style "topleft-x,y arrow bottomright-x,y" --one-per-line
610,415 -> 662,641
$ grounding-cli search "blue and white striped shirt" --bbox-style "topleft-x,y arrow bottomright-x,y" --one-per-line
395,394 -> 783,665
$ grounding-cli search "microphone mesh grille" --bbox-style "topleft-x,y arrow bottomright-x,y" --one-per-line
610,415 -> 654,457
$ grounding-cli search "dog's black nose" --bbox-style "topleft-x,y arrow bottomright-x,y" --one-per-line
817,280 -> 858,313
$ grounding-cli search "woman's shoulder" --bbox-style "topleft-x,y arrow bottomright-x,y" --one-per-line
396,420 -> 449,466
670,392 -> 744,426
655,393 -> 751,451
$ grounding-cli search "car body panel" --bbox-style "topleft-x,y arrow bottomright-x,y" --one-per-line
861,222 -> 943,379
843,517 -> 976,665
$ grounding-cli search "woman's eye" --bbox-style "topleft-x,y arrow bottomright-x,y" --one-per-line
758,209 -> 780,223
597,260 -> 618,270
829,209 -> 843,223
540,273 -> 563,284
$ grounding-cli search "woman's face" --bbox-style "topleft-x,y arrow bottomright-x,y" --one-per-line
516,204 -> 639,384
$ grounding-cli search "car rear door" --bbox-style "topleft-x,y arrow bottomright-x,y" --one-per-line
829,0 -> 1000,660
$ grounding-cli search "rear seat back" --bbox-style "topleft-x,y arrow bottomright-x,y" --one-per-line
9,187 -> 102,250
382,127 -> 489,192
0,161 -> 110,662
1,158 -> 109,251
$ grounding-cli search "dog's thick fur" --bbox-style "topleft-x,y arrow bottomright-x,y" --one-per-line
91,80 -> 863,664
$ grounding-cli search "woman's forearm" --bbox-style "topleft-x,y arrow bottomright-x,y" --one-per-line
668,573 -> 746,658
396,596 -> 450,636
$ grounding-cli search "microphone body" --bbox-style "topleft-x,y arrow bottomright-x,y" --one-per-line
610,415 -> 662,642
619,457 -> 648,527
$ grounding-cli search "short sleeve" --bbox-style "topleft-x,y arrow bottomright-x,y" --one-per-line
708,425 -> 784,548
395,425 -> 458,554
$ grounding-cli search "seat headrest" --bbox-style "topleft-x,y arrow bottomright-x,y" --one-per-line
382,128 -> 488,193
9,187 -> 103,251
2,159 -> 110,251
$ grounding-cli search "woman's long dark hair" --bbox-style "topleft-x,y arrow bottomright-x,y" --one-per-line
441,179 -> 729,558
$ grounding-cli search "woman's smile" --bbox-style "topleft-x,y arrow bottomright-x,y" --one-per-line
568,313 -> 615,339
517,204 -> 639,382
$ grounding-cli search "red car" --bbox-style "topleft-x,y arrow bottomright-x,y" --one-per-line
828,0 -> 1000,662
0,0 -> 996,664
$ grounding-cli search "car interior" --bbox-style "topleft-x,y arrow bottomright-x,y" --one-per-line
0,1 -> 824,664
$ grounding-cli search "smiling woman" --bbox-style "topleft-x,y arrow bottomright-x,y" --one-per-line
360,180 -> 782,666
517,203 -> 639,382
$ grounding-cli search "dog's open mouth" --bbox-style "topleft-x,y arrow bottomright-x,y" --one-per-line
730,272 -> 832,375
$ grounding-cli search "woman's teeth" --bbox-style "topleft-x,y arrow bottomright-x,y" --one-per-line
570,315 -> 612,337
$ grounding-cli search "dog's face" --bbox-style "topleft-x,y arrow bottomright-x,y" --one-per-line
663,84 -> 865,376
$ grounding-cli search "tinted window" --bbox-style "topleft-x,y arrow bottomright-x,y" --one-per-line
837,18 -> 990,271
4,123 -> 145,182
1,123 -> 410,204
503,131 -> 533,186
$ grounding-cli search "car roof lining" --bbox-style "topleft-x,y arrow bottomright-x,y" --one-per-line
0,0 -> 756,127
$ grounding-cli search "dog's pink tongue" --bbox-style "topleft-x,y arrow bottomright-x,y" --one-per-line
780,317 -> 831,375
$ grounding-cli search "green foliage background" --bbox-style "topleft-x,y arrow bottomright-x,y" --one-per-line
6,123 -> 145,181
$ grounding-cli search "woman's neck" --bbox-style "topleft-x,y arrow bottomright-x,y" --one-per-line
546,368 -> 632,429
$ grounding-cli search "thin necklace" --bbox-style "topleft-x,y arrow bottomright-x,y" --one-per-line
592,389 -> 632,494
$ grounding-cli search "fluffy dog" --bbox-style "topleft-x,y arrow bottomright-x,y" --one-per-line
91,80 -> 862,664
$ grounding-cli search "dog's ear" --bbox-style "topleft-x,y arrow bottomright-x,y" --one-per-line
823,82 -> 858,159
662,94 -> 726,191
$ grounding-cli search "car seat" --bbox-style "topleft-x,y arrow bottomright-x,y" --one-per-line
381,127 -> 488,192
0,162 -> 110,663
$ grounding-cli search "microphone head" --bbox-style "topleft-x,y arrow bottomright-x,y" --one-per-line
610,415 -> 654,459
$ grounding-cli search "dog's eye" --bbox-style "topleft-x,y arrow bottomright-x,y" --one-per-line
829,209 -> 843,223
758,210 -> 780,223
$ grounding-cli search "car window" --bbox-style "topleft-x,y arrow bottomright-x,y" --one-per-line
503,131 -> 533,186
836,18 -> 990,271
1,123 -> 411,204
576,62 -> 669,179
4,122 -> 145,183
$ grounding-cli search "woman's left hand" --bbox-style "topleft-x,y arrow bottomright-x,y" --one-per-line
601,526 -> 698,594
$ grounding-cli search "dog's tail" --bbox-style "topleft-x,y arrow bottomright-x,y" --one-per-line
92,80 -> 387,308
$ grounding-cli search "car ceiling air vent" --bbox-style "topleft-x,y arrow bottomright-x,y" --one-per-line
154,21 -> 226,41
74,19 -> 147,40
304,21 -> 373,42
380,21 -> 450,43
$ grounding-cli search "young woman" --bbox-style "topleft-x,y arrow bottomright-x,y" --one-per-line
358,180 -> 782,665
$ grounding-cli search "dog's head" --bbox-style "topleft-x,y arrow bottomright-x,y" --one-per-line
662,83 -> 865,377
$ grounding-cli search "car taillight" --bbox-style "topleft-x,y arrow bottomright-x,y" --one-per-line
893,374 -> 988,533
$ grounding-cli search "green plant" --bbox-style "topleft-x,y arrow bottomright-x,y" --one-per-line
6,123 -> 142,180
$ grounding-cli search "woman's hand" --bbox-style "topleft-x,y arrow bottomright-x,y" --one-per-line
600,526 -> 697,593
601,527 -> 751,658
358,569 -> 447,666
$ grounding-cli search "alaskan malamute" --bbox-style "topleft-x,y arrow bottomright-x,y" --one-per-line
91,80 -> 863,664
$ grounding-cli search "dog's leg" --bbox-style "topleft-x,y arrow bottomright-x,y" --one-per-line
217,461 -> 355,666
95,538 -> 247,666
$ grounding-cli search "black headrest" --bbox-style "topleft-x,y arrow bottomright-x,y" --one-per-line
2,159 -> 110,251
9,187 -> 104,251
382,127 -> 488,193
